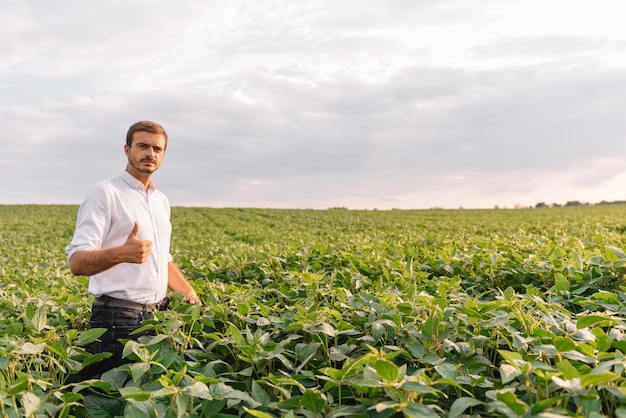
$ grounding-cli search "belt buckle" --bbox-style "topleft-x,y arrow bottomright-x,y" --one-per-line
155,297 -> 170,311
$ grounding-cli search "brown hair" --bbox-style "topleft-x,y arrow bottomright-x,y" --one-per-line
126,121 -> 168,148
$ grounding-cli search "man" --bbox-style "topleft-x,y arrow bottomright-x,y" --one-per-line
66,120 -> 200,376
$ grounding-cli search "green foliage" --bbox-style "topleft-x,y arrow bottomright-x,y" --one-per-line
3,204 -> 626,416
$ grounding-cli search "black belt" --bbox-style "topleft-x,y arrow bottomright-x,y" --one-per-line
94,295 -> 166,312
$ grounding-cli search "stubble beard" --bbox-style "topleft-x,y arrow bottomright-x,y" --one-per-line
129,157 -> 158,175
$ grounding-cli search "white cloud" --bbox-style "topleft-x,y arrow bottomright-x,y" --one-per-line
2,0 -> 626,208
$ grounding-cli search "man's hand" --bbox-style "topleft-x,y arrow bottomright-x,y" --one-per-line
167,262 -> 201,305
184,290 -> 201,305
122,222 -> 152,263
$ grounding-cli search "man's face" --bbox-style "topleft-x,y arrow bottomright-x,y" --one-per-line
124,131 -> 167,175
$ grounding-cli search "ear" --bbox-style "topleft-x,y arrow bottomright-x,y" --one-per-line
124,144 -> 130,157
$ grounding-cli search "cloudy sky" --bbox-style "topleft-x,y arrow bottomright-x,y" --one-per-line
3,1 -> 626,209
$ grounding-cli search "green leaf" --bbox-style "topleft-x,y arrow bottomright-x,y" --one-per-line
551,376 -> 581,390
375,359 -> 399,382
6,377 -> 28,396
500,364 -> 520,384
144,333 -> 170,346
562,350 -> 595,364
75,328 -> 108,346
130,362 -> 150,382
612,341 -> 626,353
219,385 -> 261,407
209,382 -> 234,398
122,340 -> 141,360
530,396 -> 566,414
251,380 -> 270,406
402,382 -> 440,394
503,287 -> 515,300
21,391 -> 42,417
310,322 -> 338,337
576,315 -> 616,329
554,336 -> 576,352
119,387 -> 151,401
371,321 -> 386,340
58,392 -> 82,403
606,245 -> 626,259
242,407 -> 274,418
237,303 -> 250,315
403,402 -> 440,418
556,359 -> 579,379
498,350 -> 523,364
318,367 -> 343,380
423,312 -> 441,337
227,324 -> 245,346
124,399 -> 158,418
82,352 -> 112,368
295,342 -> 321,362
496,391 -> 528,415
277,396 -> 302,410
580,372 -> 619,387
301,389 -> 326,415
435,363 -> 457,381
405,342 -> 427,359
175,394 -> 187,414
449,397 -> 483,418
325,405 -> 371,417
182,382 -> 212,400
148,387 -> 176,398
555,273 -> 570,292
31,306 -> 50,332
83,394 -> 125,418
593,290 -> 620,304
154,352 -> 178,370
200,400 -> 227,417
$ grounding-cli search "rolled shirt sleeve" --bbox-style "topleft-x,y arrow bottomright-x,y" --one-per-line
65,184 -> 111,262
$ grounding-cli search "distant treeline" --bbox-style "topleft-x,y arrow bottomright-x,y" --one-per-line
534,200 -> 626,208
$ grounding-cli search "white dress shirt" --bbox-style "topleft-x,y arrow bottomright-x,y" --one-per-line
66,171 -> 172,304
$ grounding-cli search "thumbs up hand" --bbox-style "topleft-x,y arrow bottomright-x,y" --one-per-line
122,222 -> 152,263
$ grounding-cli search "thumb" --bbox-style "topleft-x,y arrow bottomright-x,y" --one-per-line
128,222 -> 139,239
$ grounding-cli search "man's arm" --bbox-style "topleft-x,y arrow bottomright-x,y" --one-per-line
167,262 -> 200,304
69,222 -> 152,277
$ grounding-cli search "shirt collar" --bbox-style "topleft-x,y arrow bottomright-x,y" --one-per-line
119,170 -> 155,193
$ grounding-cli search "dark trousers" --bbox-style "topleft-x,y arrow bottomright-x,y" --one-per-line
87,304 -> 153,377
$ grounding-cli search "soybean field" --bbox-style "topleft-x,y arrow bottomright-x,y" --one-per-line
2,204 -> 626,417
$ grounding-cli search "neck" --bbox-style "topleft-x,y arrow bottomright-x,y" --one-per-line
126,166 -> 152,192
